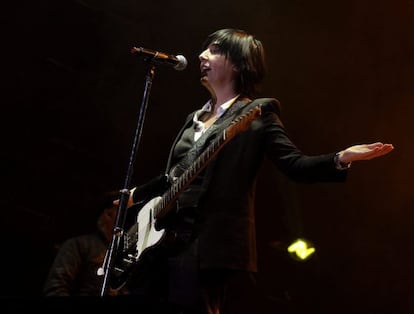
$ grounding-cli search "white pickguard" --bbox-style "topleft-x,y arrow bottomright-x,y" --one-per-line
135,196 -> 165,260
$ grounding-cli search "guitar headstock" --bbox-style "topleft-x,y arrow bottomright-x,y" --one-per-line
225,106 -> 262,139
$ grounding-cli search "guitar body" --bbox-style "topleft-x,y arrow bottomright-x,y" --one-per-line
109,197 -> 178,290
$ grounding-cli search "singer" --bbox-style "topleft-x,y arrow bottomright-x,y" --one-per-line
114,29 -> 393,313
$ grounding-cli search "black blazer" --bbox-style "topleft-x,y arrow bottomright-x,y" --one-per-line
134,97 -> 347,272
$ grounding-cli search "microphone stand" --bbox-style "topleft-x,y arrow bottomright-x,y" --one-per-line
100,62 -> 156,297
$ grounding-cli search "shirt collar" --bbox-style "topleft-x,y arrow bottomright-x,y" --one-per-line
195,94 -> 240,122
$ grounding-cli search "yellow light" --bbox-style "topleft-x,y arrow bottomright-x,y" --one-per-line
287,238 -> 316,261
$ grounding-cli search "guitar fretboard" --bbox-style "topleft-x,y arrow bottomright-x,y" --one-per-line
154,105 -> 262,219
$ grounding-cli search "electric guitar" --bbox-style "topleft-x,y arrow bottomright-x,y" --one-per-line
109,104 -> 263,290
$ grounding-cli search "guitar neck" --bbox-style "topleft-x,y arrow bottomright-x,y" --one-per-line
153,105 -> 262,220
154,132 -> 227,219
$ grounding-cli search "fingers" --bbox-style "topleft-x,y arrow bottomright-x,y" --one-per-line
377,144 -> 394,155
365,143 -> 394,160
112,187 -> 136,208
365,142 -> 388,151
367,142 -> 394,150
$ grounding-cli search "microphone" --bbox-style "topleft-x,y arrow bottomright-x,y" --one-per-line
130,46 -> 188,71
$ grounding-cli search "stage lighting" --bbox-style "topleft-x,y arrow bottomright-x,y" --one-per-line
287,238 -> 315,261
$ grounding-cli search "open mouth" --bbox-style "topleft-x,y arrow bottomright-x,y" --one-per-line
200,68 -> 210,78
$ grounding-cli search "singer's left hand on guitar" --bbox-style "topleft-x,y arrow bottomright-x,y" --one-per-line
112,187 -> 136,208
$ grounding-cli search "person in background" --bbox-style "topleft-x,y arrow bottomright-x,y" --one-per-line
43,191 -> 127,296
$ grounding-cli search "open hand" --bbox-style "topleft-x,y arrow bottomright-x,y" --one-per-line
338,142 -> 394,163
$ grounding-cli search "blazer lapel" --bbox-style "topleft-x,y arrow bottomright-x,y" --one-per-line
164,98 -> 252,175
202,98 -> 251,142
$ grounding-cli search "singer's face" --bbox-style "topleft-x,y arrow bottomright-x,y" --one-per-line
199,43 -> 237,92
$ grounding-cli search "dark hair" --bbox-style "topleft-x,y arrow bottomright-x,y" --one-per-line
201,28 -> 266,97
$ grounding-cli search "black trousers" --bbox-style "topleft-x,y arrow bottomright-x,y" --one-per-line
126,238 -> 234,314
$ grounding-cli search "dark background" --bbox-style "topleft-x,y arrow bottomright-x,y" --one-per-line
1,0 -> 413,313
